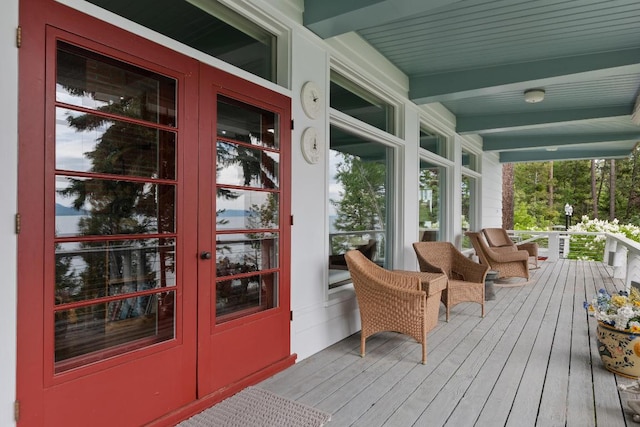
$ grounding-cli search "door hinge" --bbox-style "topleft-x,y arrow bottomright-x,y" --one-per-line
14,400 -> 19,422
291,119 -> 294,130
290,310 -> 293,321
15,213 -> 21,234
290,215 -> 294,226
16,26 -> 22,48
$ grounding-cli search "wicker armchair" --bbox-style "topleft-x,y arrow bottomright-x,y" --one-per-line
482,228 -> 539,268
465,231 -> 530,280
412,242 -> 487,321
345,250 -> 445,364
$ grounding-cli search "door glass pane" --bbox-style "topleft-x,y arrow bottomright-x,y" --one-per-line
216,96 -> 280,323
218,97 -> 279,149
55,239 -> 176,303
56,108 -> 176,179
419,160 -> 445,242
216,141 -> 279,189
54,42 -> 178,372
328,125 -> 393,289
216,190 -> 279,230
56,176 -> 176,237
57,42 -> 176,126
55,291 -> 175,372
216,273 -> 277,319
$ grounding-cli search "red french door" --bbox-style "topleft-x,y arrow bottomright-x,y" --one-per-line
17,25 -> 200,426
196,65 -> 292,396
17,2 -> 291,425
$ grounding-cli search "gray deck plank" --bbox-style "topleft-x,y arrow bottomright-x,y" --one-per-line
349,285 -> 519,427
567,261 -> 597,427
452,256 -> 562,427
482,258 -> 566,427
253,258 -> 631,427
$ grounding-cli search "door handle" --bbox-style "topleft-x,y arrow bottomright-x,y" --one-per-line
200,251 -> 212,260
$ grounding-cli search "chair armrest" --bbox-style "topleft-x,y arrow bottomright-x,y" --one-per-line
451,252 -> 489,283
516,242 -> 538,257
490,249 -> 529,262
393,270 -> 447,296
373,269 -> 425,291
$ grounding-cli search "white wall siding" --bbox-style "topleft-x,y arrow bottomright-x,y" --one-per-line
481,151 -> 503,228
1,1 -> 19,425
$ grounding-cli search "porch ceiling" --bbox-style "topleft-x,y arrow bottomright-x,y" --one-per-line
304,0 -> 640,163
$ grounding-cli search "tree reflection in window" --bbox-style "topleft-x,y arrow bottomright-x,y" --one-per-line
53,42 -> 177,368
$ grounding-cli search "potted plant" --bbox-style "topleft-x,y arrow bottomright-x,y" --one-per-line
586,288 -> 640,378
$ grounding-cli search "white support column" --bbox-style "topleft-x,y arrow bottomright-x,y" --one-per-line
547,232 -> 559,262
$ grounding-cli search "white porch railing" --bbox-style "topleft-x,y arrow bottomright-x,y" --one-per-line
603,233 -> 640,290
509,230 -> 640,290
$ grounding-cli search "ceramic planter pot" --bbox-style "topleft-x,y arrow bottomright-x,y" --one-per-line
596,322 -> 640,378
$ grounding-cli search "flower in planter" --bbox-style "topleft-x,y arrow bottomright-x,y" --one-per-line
586,288 -> 640,331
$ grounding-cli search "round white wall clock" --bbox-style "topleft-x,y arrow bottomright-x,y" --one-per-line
300,81 -> 322,119
300,127 -> 322,164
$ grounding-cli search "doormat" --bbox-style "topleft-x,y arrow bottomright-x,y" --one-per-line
176,386 -> 332,427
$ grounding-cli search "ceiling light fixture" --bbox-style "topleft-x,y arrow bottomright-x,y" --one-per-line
524,89 -> 545,104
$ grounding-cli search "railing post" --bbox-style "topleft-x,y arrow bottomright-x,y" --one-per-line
627,252 -> 640,291
562,234 -> 570,258
613,245 -> 628,280
605,236 -> 617,266
548,232 -> 559,262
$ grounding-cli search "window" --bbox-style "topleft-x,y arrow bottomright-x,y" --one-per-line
328,125 -> 393,289
86,0 -> 277,82
330,71 -> 395,135
420,127 -> 447,158
419,160 -> 446,242
461,175 -> 477,249
462,148 -> 478,171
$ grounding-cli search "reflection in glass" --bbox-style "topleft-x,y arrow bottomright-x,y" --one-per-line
56,108 -> 176,179
216,234 -> 278,277
54,292 -> 175,371
420,127 -> 447,158
328,125 -> 393,288
56,176 -> 175,237
216,272 -> 277,321
419,160 -> 446,242
216,190 -> 279,230
55,239 -> 176,304
330,71 -> 395,134
462,175 -> 476,249
84,0 -> 276,82
54,42 -> 179,372
462,149 -> 478,171
216,141 -> 279,189
217,97 -> 278,149
56,41 -> 176,126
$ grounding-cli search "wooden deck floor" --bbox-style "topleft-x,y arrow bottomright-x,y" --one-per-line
258,259 -> 639,426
